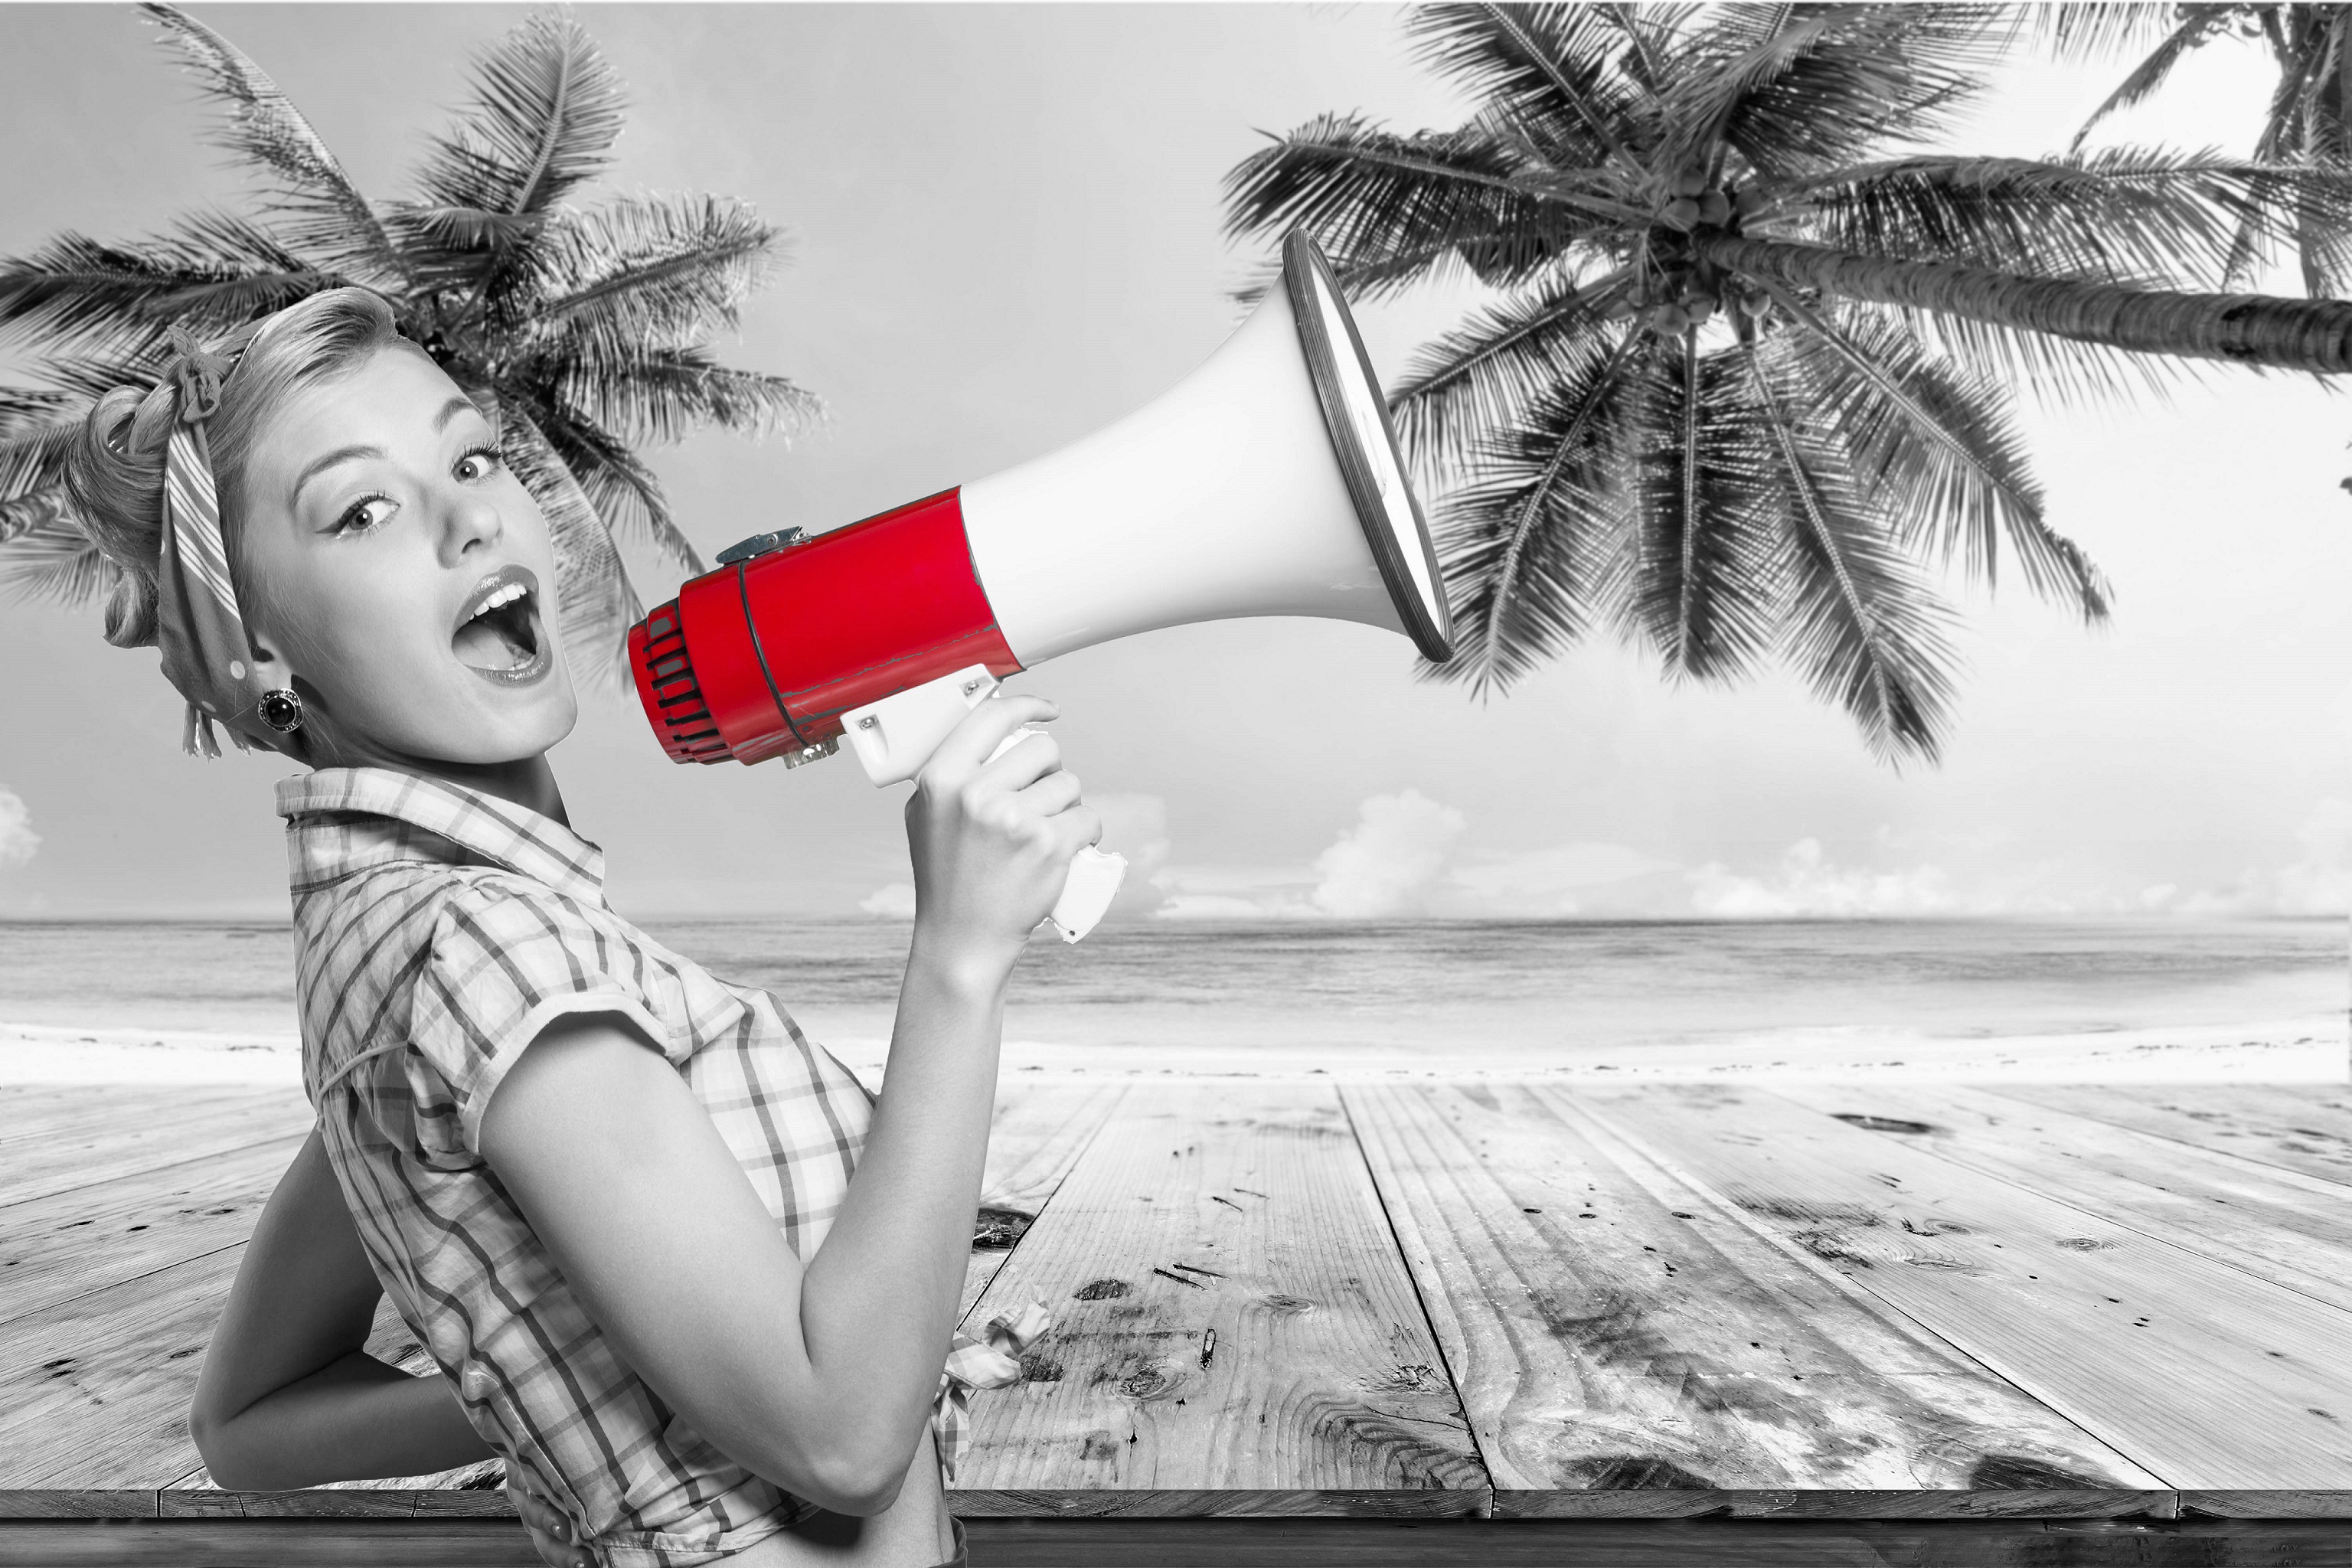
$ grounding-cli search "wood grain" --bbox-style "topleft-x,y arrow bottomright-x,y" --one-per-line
3,1513 -> 2346,1566
1986,1085 -> 2352,1191
949,1080 -> 1488,1517
0,1249 -> 241,1489
1571,1083 -> 2352,1497
1346,1083 -> 2167,1521
959,1082 -> 1133,1325
0,1089 -> 312,1210
0,1135 -> 303,1328
1769,1081 -> 2352,1313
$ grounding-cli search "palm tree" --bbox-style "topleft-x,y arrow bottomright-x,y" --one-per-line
1224,3 -> 2352,763
0,4 -> 819,689
2050,4 -> 2352,296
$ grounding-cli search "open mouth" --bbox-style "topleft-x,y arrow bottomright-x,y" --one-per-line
452,569 -> 548,681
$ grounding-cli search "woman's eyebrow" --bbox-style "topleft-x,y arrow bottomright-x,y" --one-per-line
433,395 -> 481,433
289,444 -> 384,508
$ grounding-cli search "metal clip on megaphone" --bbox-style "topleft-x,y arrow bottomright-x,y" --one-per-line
837,666 -> 1128,943
626,230 -> 1455,946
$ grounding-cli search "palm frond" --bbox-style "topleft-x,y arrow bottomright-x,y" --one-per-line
1403,4 -> 1648,172
2035,3 -> 2190,64
139,4 -> 410,292
2066,5 -> 2239,150
1667,5 -> 2015,179
1768,295 -> 2111,619
550,346 -> 823,449
1221,112 -> 1632,274
0,213 -> 328,355
1744,340 -> 1959,766
531,405 -> 704,576
413,10 -> 626,219
1417,329 -> 1645,695
520,194 -> 782,357
1618,333 -> 1784,684
0,418 -> 79,505
1788,149 -> 2321,292
0,497 -> 113,606
498,402 -> 639,696
1387,266 -> 1633,473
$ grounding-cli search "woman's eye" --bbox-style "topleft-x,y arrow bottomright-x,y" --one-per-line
455,444 -> 504,482
335,495 -> 395,535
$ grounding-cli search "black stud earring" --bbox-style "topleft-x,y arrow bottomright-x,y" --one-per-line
259,688 -> 304,733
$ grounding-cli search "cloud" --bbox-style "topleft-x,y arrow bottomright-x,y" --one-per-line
1308,789 -> 1468,918
2143,797 -> 2352,917
1446,841 -> 1680,916
2277,797 -> 2352,915
858,881 -> 917,920
1687,838 -> 1962,918
0,787 -> 38,870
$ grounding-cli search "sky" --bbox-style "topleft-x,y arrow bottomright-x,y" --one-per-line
0,3 -> 2345,924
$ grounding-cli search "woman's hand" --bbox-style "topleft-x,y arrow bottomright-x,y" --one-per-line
508,1478 -> 594,1568
903,691 -> 1102,985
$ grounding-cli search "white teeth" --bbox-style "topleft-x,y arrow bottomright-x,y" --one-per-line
467,582 -> 527,622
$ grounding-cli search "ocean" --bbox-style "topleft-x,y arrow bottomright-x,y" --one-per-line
0,915 -> 2341,1067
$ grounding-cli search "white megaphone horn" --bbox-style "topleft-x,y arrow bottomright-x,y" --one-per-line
627,230 -> 1455,942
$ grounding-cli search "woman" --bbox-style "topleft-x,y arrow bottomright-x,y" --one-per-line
67,286 -> 1094,1566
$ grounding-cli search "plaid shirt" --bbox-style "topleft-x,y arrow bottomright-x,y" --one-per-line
276,767 -> 1044,1567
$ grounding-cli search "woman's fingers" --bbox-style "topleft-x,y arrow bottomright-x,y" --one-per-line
507,1483 -> 592,1568
1016,766 -> 1083,817
926,691 -> 1057,780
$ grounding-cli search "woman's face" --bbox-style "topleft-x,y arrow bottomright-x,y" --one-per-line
234,345 -> 579,768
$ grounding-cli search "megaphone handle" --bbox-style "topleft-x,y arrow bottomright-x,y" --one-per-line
982,725 -> 1126,943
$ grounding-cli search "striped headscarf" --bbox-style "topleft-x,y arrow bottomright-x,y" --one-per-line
152,312 -> 305,760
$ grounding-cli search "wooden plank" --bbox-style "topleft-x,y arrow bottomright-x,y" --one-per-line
1987,1085 -> 2352,1191
0,1249 -> 240,1490
1769,1081 -> 2352,1313
959,1081 -> 1132,1324
0,1091 -> 312,1210
1344,1083 -> 2168,1521
2,1514 -> 2347,1567
0,1086 -> 279,1156
1569,1084 -> 2352,1497
949,1080 -> 1488,1517
0,1136 -> 303,1328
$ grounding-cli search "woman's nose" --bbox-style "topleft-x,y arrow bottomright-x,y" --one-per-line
443,489 -> 505,561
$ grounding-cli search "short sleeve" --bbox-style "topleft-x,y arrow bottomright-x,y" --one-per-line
407,874 -> 678,1157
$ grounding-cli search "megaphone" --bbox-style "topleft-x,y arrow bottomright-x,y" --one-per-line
626,230 -> 1452,941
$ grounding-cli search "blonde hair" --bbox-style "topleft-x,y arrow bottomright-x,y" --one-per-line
64,287 -> 420,650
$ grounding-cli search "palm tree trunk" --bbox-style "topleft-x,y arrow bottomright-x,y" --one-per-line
1696,231 -> 2352,372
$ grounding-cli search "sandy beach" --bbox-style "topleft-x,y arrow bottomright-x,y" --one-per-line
4,1011 -> 2343,1089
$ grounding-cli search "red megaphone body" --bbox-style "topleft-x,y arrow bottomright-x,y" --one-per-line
624,232 -> 1453,936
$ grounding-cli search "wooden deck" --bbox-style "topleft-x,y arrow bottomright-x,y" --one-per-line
6,1076 -> 2352,1564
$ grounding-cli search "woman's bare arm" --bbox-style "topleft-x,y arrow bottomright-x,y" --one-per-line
479,691 -> 1097,1517
189,1125 -> 496,1490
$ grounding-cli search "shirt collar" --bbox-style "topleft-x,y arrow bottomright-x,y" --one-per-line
274,766 -> 608,905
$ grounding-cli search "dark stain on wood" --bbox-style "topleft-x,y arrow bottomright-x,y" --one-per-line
1151,1266 -> 1207,1290
1831,1113 -> 1938,1135
971,1207 -> 1033,1250
1076,1429 -> 1121,1462
1259,1293 -> 1315,1314
1968,1453 -> 2109,1489
1073,1279 -> 1130,1300
1017,1353 -> 1062,1383
1571,1454 -> 1719,1490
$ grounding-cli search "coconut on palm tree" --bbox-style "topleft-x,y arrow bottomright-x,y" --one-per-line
0,3 -> 819,690
1224,2 -> 2352,763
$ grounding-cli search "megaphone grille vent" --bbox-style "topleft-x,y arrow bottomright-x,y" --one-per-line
629,599 -> 734,764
